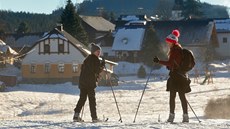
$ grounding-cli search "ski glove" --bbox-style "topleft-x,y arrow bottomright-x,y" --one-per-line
153,56 -> 160,63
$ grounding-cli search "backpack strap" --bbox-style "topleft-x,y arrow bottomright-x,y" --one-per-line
173,48 -> 183,70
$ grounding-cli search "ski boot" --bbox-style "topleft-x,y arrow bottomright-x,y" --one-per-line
73,112 -> 84,122
182,114 -> 189,123
167,113 -> 175,123
92,118 -> 102,123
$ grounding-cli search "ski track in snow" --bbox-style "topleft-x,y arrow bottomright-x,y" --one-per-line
0,66 -> 230,128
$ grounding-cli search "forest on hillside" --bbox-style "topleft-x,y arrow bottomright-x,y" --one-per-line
78,0 -> 229,18
0,0 -> 229,34
0,8 -> 63,34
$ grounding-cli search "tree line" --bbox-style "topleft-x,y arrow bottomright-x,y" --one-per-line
0,10 -> 62,34
79,0 -> 229,19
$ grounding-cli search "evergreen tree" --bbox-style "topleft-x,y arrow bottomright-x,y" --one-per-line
109,12 -> 116,23
155,0 -> 173,20
140,25 -> 166,66
183,0 -> 203,19
16,22 -> 29,34
60,0 -> 88,45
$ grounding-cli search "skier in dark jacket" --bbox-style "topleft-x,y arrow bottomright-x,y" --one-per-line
73,43 -> 105,122
153,29 -> 191,123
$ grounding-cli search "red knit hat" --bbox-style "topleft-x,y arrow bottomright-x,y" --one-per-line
165,29 -> 180,44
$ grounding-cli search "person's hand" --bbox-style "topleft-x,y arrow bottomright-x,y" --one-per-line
153,56 -> 159,63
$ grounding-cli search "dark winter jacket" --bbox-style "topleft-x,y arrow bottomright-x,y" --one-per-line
159,45 -> 191,93
79,54 -> 104,89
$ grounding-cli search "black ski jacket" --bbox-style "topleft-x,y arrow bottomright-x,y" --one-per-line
79,54 -> 104,89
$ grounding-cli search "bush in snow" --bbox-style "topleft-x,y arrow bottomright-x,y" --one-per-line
204,96 -> 230,119
137,65 -> 146,78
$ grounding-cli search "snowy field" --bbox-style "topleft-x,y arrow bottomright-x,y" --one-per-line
0,61 -> 230,129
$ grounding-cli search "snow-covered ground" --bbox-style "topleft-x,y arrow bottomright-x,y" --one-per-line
0,60 -> 230,129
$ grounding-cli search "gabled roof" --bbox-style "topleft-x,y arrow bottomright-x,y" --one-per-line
4,33 -> 44,48
0,40 -> 18,55
112,26 -> 146,51
215,19 -> 230,33
80,15 -> 115,32
35,28 -> 90,57
152,19 -> 217,46
95,33 -> 114,47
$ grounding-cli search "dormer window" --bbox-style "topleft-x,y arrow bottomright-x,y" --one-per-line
122,37 -> 128,44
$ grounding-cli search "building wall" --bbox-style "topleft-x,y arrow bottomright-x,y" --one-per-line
22,38 -> 85,82
22,39 -> 85,64
22,64 -> 81,79
216,33 -> 230,57
101,46 -> 116,57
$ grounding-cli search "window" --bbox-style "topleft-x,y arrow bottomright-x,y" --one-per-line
44,63 -> 50,73
30,64 -> 36,73
223,37 -> 227,43
44,42 -> 50,53
58,63 -> 64,73
72,63 -> 78,73
103,52 -> 108,57
122,38 -> 128,44
58,41 -> 64,53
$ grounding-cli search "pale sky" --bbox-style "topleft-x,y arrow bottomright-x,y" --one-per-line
0,0 -> 229,14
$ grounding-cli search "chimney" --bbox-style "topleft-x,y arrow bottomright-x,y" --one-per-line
56,23 -> 63,31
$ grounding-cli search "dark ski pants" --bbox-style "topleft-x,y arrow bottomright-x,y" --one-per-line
74,88 -> 97,119
169,91 -> 188,114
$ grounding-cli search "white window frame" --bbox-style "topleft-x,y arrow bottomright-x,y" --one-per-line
72,63 -> 78,73
58,63 -> 64,73
44,63 -> 50,73
30,63 -> 36,73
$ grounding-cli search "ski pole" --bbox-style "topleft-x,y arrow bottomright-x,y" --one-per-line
133,67 -> 154,123
102,57 -> 123,123
187,100 -> 201,123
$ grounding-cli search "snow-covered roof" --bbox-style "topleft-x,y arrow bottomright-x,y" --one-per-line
215,19 -> 230,32
112,27 -> 145,51
4,33 -> 44,48
121,15 -> 140,21
153,20 -> 217,46
80,15 -> 115,32
0,40 -> 18,55
39,33 -> 67,41
0,40 -> 6,46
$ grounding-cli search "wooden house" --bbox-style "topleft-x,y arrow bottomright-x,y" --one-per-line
214,19 -> 230,58
21,25 -> 117,84
0,40 -> 18,67
80,15 -> 115,43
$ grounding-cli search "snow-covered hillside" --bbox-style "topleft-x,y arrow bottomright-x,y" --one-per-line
0,60 -> 230,129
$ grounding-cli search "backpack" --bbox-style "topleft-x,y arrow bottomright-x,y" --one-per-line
179,49 -> 195,72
